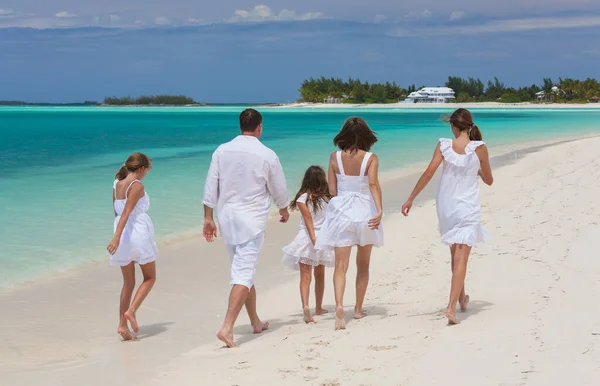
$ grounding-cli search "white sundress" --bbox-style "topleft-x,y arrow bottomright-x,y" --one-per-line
436,138 -> 490,247
111,179 -> 158,266
281,193 -> 334,270
315,151 -> 384,250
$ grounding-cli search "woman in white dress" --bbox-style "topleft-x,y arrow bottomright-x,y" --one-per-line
282,166 -> 334,323
107,152 -> 158,340
315,117 -> 384,330
401,108 -> 493,325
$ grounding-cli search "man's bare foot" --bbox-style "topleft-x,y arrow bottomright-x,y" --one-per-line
315,308 -> 329,316
303,307 -> 315,323
354,308 -> 367,319
446,311 -> 460,325
459,294 -> 470,312
334,306 -> 346,330
252,320 -> 269,334
216,329 -> 237,348
124,309 -> 139,333
118,327 -> 136,341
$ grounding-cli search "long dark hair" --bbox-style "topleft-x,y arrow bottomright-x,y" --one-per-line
115,152 -> 152,180
333,117 -> 378,153
290,166 -> 331,213
448,108 -> 483,141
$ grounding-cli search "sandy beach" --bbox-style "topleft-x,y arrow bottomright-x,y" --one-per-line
270,102 -> 600,109
3,135 -> 600,385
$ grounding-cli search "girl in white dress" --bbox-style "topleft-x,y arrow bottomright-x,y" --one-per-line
401,108 -> 493,325
107,152 -> 158,340
282,166 -> 334,323
315,117 -> 384,330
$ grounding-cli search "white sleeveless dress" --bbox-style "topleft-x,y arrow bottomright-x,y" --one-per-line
111,179 -> 158,266
436,139 -> 490,247
282,193 -> 335,270
315,151 -> 384,251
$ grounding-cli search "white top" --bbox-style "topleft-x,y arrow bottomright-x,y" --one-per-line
203,135 -> 289,245
336,150 -> 372,197
295,193 -> 327,231
436,138 -> 490,247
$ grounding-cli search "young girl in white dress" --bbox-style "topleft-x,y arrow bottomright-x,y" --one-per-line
315,117 -> 384,330
401,108 -> 493,325
282,166 -> 334,323
107,152 -> 158,340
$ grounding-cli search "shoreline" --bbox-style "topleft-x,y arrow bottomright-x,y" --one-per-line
3,133 -> 600,384
266,101 -> 600,109
2,132 -> 599,292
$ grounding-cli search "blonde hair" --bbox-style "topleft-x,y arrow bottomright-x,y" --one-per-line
115,152 -> 152,180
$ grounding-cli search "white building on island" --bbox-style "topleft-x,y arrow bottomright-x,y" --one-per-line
403,87 -> 456,103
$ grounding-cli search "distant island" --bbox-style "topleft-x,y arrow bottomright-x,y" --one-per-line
0,100 -> 100,106
298,76 -> 600,104
0,95 -> 209,107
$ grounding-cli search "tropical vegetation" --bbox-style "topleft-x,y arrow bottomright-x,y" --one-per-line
102,95 -> 199,106
298,76 -> 600,104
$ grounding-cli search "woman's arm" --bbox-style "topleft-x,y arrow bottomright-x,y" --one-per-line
475,145 -> 494,186
402,144 -> 444,216
112,192 -> 117,218
327,152 -> 338,197
298,202 -> 317,245
367,155 -> 383,230
107,183 -> 145,255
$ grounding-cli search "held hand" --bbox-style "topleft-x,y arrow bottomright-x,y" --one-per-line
401,200 -> 413,217
107,236 -> 120,255
203,219 -> 218,242
279,208 -> 289,224
368,211 -> 383,230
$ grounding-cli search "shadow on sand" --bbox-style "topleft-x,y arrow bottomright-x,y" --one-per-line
406,299 -> 494,323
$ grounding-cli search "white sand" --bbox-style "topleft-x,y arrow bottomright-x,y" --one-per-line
2,136 -> 600,385
268,102 -> 600,109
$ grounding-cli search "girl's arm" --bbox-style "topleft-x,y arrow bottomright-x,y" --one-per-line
107,183 -> 145,255
367,155 -> 383,230
112,192 -> 117,218
327,152 -> 338,197
298,202 -> 317,245
402,143 -> 444,216
475,145 -> 494,186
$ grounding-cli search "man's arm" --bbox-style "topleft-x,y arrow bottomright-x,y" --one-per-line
202,151 -> 219,241
266,156 -> 290,223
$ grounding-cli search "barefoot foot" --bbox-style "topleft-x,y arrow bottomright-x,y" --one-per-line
446,311 -> 461,325
303,307 -> 315,324
124,309 -> 139,333
252,320 -> 269,334
118,327 -> 136,341
459,294 -> 470,312
334,306 -> 346,330
354,309 -> 367,320
315,308 -> 329,316
216,329 -> 237,348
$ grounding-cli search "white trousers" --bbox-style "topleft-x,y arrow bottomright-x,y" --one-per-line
226,232 -> 265,289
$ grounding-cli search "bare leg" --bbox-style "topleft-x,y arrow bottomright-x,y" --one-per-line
118,263 -> 136,341
298,263 -> 315,323
313,265 -> 328,315
217,284 -> 250,347
124,262 -> 156,333
450,246 -> 468,311
446,244 -> 471,324
333,246 -> 352,330
355,245 -> 372,319
244,286 -> 269,333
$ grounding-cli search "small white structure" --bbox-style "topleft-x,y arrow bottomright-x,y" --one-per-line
536,86 -> 562,101
324,96 -> 342,104
404,87 -> 455,103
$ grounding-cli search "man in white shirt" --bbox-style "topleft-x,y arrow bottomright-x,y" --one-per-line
203,108 -> 290,348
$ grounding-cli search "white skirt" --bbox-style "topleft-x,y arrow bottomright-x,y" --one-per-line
282,229 -> 334,270
110,214 -> 158,266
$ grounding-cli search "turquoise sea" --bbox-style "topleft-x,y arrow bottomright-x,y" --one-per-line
2,106 -> 600,287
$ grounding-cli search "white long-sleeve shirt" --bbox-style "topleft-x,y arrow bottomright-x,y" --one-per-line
203,135 -> 289,245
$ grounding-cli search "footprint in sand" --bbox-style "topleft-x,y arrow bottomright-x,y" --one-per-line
368,345 -> 398,351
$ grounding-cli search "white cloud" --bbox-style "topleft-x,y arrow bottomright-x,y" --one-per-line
450,11 -> 467,21
109,14 -> 120,22
231,5 -> 324,22
373,14 -> 387,23
0,8 -> 13,16
92,16 -> 100,23
582,47 -> 600,55
389,15 -> 600,36
404,9 -> 431,19
155,16 -> 170,25
134,20 -> 145,25
188,17 -> 203,24
55,11 -> 76,18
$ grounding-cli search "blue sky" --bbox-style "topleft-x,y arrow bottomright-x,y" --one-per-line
1,1 -> 600,102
